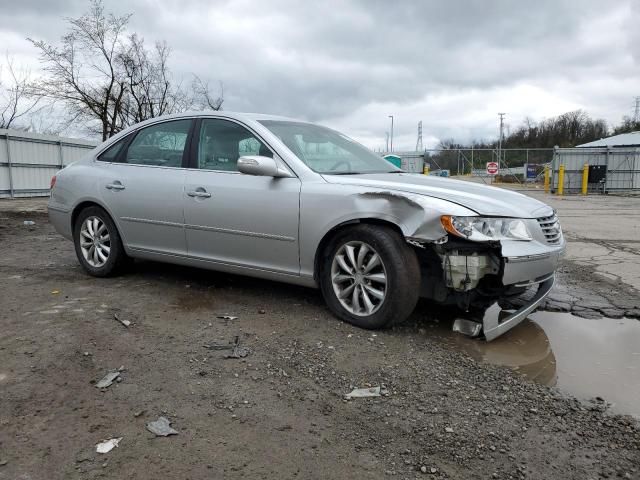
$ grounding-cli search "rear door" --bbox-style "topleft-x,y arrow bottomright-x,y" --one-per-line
98,119 -> 192,255
183,118 -> 301,275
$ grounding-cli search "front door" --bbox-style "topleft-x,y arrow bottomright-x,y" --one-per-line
183,118 -> 301,275
99,119 -> 192,255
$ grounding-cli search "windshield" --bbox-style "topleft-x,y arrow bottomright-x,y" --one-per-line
259,120 -> 402,174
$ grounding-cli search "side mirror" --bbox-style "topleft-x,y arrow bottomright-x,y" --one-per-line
237,155 -> 292,177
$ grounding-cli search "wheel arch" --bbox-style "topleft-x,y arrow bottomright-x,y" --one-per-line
313,217 -> 406,283
70,199 -> 128,249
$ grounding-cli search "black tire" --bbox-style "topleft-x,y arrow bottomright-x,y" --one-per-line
319,224 -> 420,329
73,206 -> 130,277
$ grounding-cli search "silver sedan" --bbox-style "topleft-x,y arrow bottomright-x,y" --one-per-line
48,112 -> 564,340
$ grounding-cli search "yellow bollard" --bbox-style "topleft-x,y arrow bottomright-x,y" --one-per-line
581,164 -> 589,195
544,165 -> 550,193
557,165 -> 565,196
423,164 -> 429,175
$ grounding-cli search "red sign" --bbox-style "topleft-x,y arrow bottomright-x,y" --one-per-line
486,162 -> 499,175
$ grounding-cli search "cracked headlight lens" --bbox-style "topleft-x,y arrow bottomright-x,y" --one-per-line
441,216 -> 532,241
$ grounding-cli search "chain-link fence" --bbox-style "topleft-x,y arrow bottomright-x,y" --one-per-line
381,148 -> 554,183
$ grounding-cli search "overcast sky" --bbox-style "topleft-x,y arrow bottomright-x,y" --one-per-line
1,0 -> 638,149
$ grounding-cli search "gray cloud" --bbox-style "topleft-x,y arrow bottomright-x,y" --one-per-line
1,0 -> 637,148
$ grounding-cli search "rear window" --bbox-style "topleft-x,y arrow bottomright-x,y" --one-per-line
97,138 -> 126,162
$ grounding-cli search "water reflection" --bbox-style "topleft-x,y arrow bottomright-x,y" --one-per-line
532,312 -> 640,418
427,311 -> 640,418
433,318 -> 558,386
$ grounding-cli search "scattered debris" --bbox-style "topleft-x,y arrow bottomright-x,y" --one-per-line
51,290 -> 60,295
452,318 -> 482,337
445,427 -> 454,433
203,336 -> 250,358
114,312 -> 131,327
258,309 -> 266,314
146,416 -> 179,437
203,341 -> 235,351
134,410 -> 145,418
344,386 -> 381,399
0,459 -> 7,466
217,315 -> 238,321
226,336 -> 250,359
95,370 -> 121,389
96,437 -> 122,454
23,220 -> 35,226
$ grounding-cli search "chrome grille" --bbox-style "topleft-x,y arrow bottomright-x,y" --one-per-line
537,213 -> 562,244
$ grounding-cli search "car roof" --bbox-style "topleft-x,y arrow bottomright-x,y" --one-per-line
150,110 -> 308,123
95,110 -> 316,152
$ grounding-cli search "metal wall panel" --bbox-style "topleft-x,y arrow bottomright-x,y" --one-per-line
553,147 -> 640,193
0,129 -> 97,198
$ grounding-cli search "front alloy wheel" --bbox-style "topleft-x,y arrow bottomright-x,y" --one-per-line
320,224 -> 420,329
331,241 -> 387,316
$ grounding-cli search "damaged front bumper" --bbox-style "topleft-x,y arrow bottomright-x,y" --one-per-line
453,273 -> 555,341
416,236 -> 564,341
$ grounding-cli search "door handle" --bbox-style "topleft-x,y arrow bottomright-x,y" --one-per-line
106,182 -> 125,191
187,188 -> 211,199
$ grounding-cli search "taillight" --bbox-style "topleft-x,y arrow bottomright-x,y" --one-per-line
50,175 -> 57,189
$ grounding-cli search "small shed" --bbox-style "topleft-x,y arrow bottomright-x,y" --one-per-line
552,132 -> 640,193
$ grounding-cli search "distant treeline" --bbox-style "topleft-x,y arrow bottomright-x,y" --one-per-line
428,110 -> 640,174
440,110 -> 640,150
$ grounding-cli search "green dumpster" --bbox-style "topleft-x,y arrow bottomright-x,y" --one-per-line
383,154 -> 402,169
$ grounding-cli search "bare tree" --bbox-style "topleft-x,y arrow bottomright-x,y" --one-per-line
116,36 -> 223,126
28,0 -> 129,140
191,76 -> 224,111
28,0 -> 223,140
0,55 -> 42,129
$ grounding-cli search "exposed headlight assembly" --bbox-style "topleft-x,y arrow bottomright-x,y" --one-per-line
441,215 -> 532,241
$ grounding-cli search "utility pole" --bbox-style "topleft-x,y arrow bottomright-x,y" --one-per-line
416,121 -> 423,152
388,115 -> 394,152
385,132 -> 389,152
634,96 -> 640,123
498,113 -> 506,168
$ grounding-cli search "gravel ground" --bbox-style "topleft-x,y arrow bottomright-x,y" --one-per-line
0,206 -> 639,480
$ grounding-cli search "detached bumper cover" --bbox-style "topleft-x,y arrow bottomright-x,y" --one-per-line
483,274 -> 555,341
452,274 -> 555,341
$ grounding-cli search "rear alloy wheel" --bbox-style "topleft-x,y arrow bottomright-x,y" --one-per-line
320,224 -> 420,329
74,206 -> 129,277
79,216 -> 111,268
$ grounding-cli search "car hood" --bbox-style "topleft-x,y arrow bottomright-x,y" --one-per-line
322,173 -> 553,218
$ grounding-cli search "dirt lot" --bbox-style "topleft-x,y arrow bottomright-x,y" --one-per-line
1,199 -> 639,480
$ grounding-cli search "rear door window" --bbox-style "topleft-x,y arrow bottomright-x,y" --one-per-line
124,120 -> 192,167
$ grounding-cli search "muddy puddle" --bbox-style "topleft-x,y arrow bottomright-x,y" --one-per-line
433,312 -> 640,418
